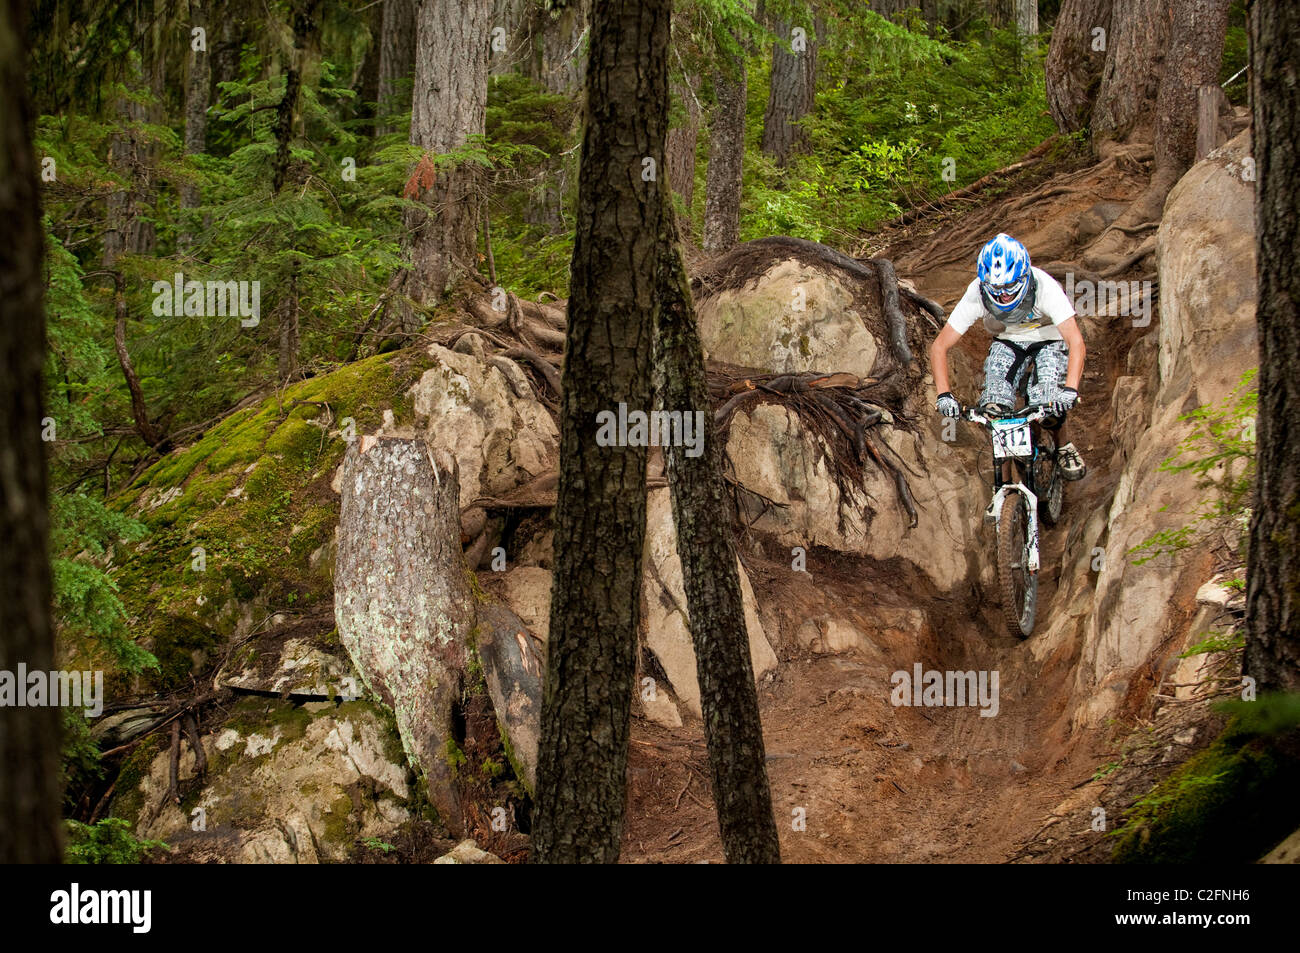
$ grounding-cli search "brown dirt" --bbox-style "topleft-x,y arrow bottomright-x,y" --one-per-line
617,143 -> 1171,864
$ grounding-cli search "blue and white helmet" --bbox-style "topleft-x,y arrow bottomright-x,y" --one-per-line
977,233 -> 1032,314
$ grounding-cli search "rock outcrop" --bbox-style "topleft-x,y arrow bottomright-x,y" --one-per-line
1035,130 -> 1258,729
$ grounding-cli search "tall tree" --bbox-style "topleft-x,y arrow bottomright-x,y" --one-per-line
703,37 -> 747,253
376,0 -> 415,135
1246,0 -> 1300,694
666,77 -> 702,214
532,0 -> 671,864
180,0 -> 211,246
1044,0 -> 1113,134
654,190 -> 781,864
760,11 -> 820,167
1083,0 -> 1229,269
0,0 -> 61,863
400,0 -> 491,323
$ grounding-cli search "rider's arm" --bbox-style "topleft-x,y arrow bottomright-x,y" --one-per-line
929,323 -> 964,395
1057,317 -> 1086,391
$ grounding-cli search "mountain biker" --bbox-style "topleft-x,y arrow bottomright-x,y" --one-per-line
928,233 -> 1087,482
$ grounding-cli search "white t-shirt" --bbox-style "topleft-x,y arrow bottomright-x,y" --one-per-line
945,266 -> 1077,343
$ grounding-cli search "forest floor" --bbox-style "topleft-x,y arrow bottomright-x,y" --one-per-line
619,143 -> 1168,863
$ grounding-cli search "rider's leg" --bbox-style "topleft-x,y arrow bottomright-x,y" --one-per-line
1030,342 -> 1086,480
979,340 -> 1020,413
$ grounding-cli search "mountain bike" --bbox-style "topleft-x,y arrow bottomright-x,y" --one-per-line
964,402 -> 1064,638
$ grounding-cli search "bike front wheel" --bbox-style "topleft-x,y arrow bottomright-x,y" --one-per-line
997,490 -> 1038,638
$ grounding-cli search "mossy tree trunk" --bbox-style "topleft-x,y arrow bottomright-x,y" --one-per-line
0,0 -> 61,863
654,192 -> 781,865
1246,0 -> 1300,695
532,0 -> 671,864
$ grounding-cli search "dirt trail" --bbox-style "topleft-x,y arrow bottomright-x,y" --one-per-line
621,147 -> 1154,863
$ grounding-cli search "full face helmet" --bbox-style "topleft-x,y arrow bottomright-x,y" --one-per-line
977,233 -> 1033,315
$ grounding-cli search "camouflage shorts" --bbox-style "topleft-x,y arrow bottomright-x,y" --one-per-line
979,339 -> 1070,409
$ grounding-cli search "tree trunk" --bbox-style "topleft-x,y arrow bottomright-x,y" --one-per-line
703,44 -> 746,254
1045,0 -> 1113,134
334,438 -> 473,834
1084,0 -> 1229,270
761,17 -> 820,167
112,274 -> 165,451
1152,0 -> 1231,177
654,194 -> 781,864
1014,0 -> 1037,65
277,273 -> 300,384
376,0 -> 415,135
528,0 -> 588,95
271,0 -> 319,194
0,0 -> 61,864
666,78 -> 701,213
1091,0 -> 1170,150
1246,0 -> 1300,695
180,0 -> 211,247
401,0 -> 491,320
532,0 -> 671,864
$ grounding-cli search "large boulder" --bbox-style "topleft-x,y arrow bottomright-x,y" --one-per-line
694,238 -> 984,593
723,402 -> 980,592
640,488 -> 778,717
123,698 -> 412,864
408,344 -> 559,506
697,257 -> 881,378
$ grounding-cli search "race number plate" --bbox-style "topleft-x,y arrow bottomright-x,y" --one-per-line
992,418 -> 1033,459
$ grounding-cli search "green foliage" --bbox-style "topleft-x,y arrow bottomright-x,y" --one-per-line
1178,630 -> 1246,659
738,13 -> 1055,246
361,836 -> 397,854
50,493 -> 155,674
65,818 -> 169,864
1110,694 -> 1300,863
1130,370 -> 1257,565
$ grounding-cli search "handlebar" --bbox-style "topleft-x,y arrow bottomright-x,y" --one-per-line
963,403 -> 1053,426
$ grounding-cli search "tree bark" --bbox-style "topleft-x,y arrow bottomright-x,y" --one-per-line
528,0 -> 588,95
654,192 -> 781,864
1246,0 -> 1300,695
1084,0 -> 1229,269
182,0 -> 210,211
334,438 -> 472,834
401,0 -> 491,319
760,16 -> 820,168
277,272 -> 300,384
666,78 -> 701,213
1045,0 -> 1113,134
703,43 -> 747,254
0,0 -> 61,863
376,0 -> 415,135
532,0 -> 670,864
1091,0 -> 1170,150
1152,0 -> 1231,178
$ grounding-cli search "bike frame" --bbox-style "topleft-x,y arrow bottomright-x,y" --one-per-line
966,403 -> 1054,575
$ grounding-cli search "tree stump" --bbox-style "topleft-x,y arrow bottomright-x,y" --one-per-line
334,436 -> 472,834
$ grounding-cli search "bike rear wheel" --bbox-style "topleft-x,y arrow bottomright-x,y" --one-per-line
997,490 -> 1038,638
